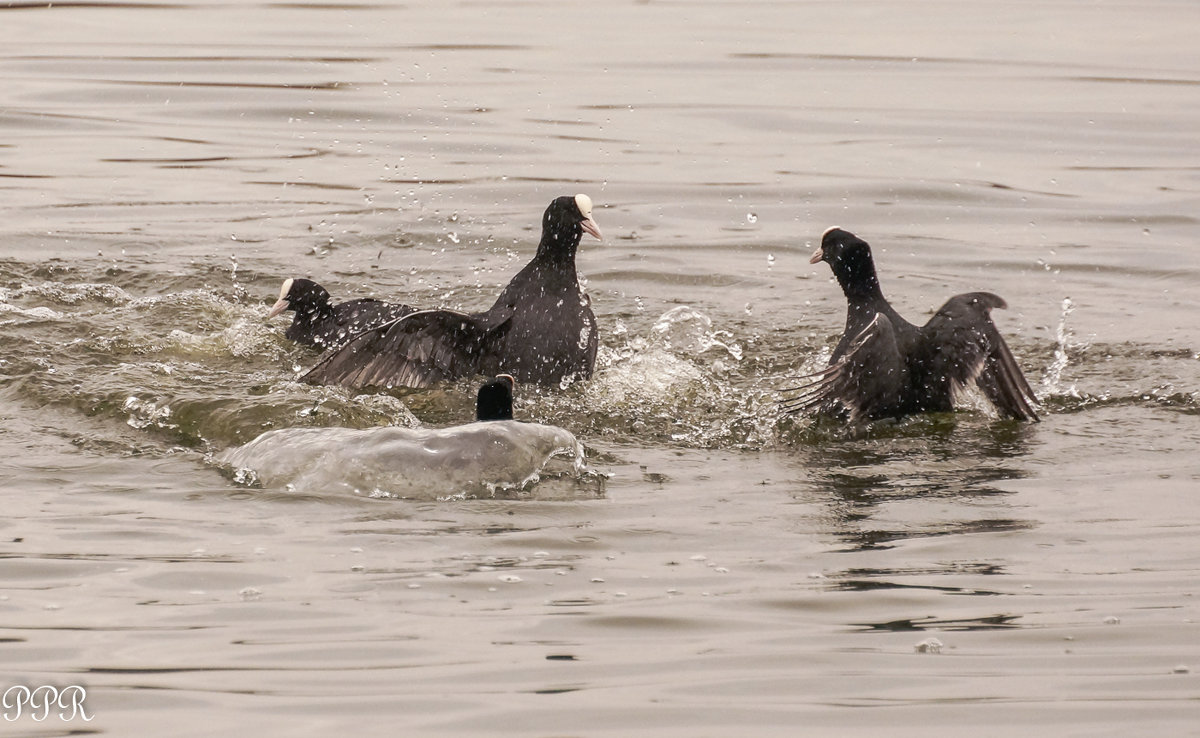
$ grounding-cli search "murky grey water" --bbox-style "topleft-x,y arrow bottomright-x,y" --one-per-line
2,1 -> 1199,735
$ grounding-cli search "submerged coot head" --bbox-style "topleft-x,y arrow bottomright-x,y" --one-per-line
539,194 -> 603,255
809,227 -> 881,297
476,374 -> 516,421
266,278 -> 331,319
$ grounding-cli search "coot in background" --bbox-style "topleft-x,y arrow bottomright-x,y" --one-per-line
783,227 -> 1040,422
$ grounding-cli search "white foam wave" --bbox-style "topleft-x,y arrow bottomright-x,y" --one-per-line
0,302 -> 64,324
0,281 -> 132,306
219,420 -> 594,499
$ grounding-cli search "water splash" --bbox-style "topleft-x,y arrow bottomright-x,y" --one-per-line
166,317 -> 284,360
648,305 -> 743,361
532,307 -> 784,448
229,255 -> 248,303
123,395 -> 175,431
1041,297 -> 1081,399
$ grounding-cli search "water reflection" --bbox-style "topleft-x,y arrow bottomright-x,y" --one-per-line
852,613 -> 1022,633
796,417 -> 1039,551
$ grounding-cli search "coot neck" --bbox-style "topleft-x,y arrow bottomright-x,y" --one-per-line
834,252 -> 886,305
534,223 -> 582,269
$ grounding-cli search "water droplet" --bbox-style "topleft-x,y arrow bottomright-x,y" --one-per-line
915,638 -> 944,654
746,212 -> 758,224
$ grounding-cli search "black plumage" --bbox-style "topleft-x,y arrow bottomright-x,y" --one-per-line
267,277 -> 416,349
782,227 -> 1040,422
476,374 -> 515,421
301,194 -> 602,389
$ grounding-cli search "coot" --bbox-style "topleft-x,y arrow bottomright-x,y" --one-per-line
782,227 -> 1039,422
476,374 -> 515,421
302,194 -> 602,389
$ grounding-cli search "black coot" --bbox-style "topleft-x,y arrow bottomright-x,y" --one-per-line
475,375 -> 515,421
782,227 -> 1039,422
302,194 -> 602,389
267,278 -> 416,349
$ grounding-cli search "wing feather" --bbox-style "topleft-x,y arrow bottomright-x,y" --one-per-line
922,292 -> 1039,421
780,313 -> 905,421
301,309 -> 500,389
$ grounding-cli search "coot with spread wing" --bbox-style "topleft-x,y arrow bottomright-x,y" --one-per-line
782,227 -> 1039,422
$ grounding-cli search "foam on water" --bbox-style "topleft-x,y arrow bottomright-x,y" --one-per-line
0,302 -> 64,324
219,420 -> 599,500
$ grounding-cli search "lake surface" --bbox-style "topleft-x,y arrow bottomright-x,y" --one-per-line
2,1 -> 1198,735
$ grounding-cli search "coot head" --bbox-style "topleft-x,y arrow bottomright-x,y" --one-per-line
809,227 -> 881,297
476,374 -> 516,421
266,278 -> 331,320
538,194 -> 603,258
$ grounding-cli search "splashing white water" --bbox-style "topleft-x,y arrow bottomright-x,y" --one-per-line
1041,297 -> 1082,398
648,305 -> 743,360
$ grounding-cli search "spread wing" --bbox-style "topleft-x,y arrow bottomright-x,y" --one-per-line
333,299 -> 416,331
921,292 -> 1039,421
780,312 -> 905,422
308,299 -> 417,349
301,309 -> 505,390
